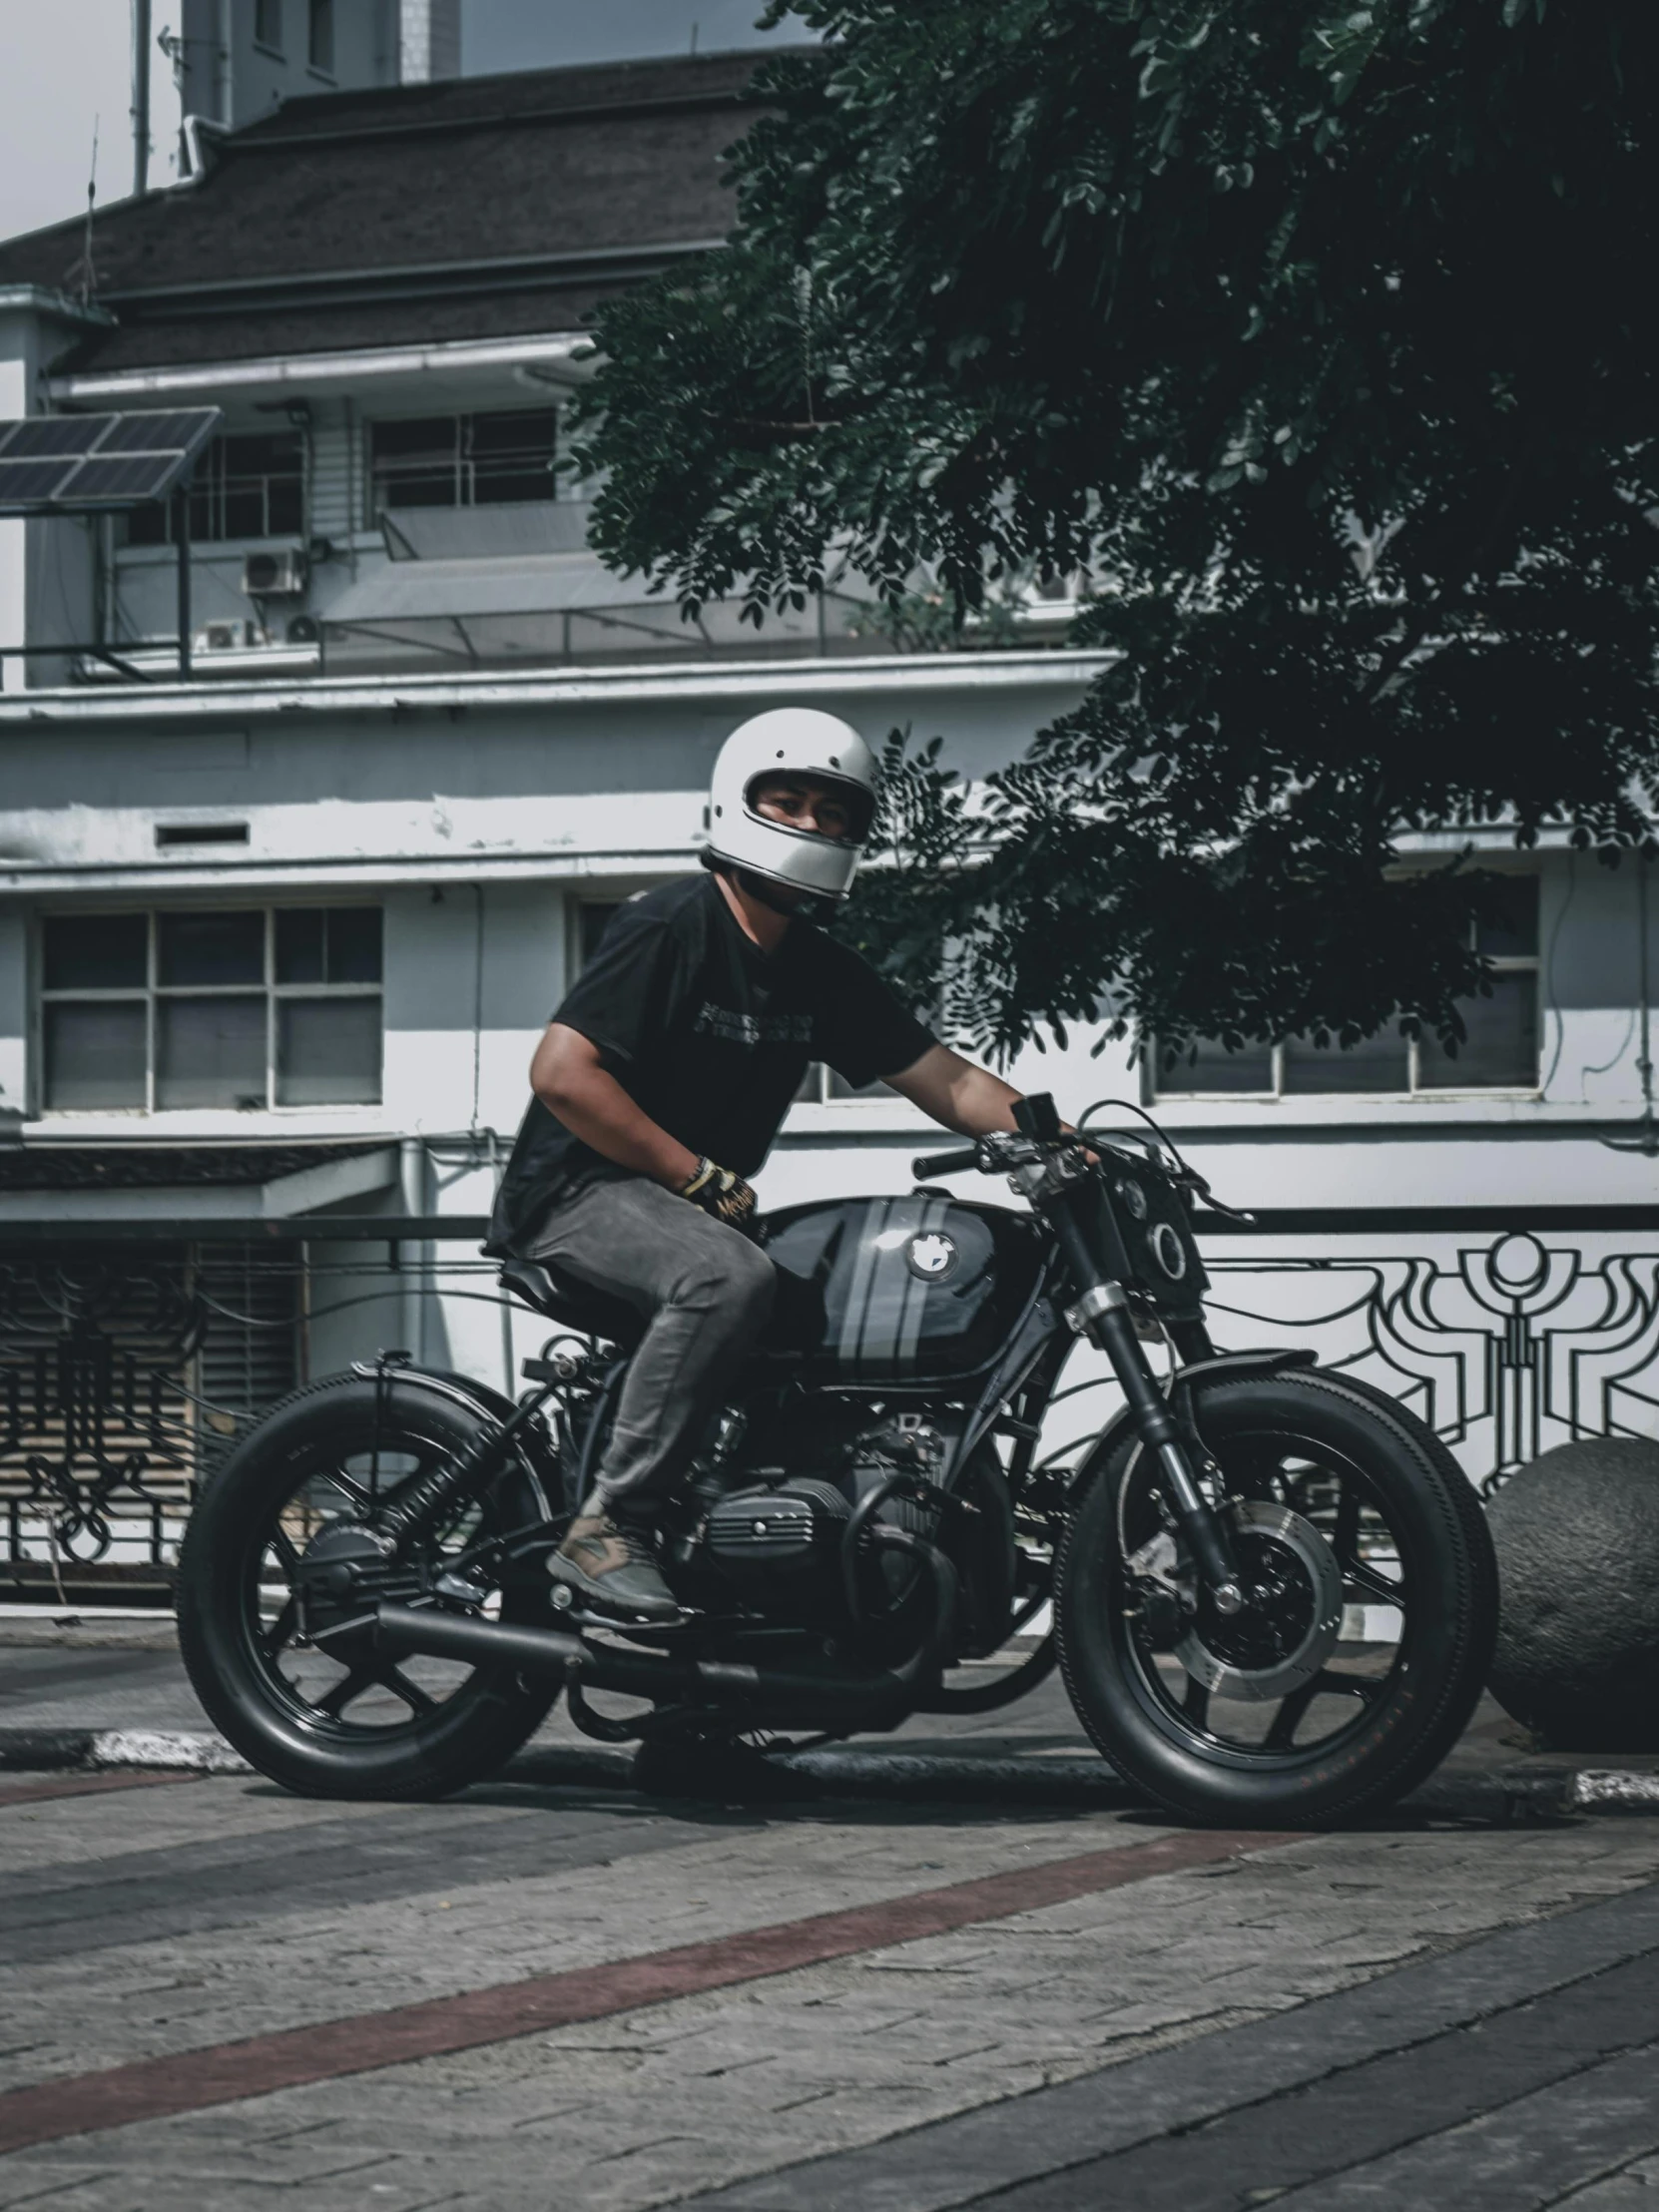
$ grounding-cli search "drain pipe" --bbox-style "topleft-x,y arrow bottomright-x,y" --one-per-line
1602,852 -> 1658,1156
398,1137 -> 427,1362
130,0 -> 152,197
175,114 -> 226,188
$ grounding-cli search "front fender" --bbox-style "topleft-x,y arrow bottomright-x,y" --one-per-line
1067,1347 -> 1319,1490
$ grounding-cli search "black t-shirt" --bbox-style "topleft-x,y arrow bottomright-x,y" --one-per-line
487,874 -> 936,1253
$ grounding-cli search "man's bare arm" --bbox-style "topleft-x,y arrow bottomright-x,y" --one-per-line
882,1043 -> 1024,1136
530,1023 -> 701,1188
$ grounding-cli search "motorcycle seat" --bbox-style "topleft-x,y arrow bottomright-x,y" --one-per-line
496,1257 -> 644,1350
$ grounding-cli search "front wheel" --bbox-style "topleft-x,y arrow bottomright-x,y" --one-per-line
1056,1369 -> 1497,1827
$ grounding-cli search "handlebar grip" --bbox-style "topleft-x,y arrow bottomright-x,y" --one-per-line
911,1147 -> 980,1179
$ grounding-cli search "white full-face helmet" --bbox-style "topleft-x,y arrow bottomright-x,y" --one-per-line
706,708 -> 878,903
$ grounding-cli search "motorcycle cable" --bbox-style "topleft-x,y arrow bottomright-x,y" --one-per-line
1076,1097 -> 1255,1223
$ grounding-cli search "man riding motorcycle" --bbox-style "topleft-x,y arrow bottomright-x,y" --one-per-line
486,708 -> 1029,1622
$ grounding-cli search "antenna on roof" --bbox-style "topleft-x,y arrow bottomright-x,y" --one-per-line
73,116 -> 101,305
690,20 -> 700,55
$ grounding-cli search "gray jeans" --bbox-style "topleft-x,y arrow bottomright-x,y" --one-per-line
526,1176 -> 776,1514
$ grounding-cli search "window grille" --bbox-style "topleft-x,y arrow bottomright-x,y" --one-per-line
368,410 -> 558,517
38,906 -> 383,1114
195,1245 -> 302,1463
126,431 -> 304,546
0,1243 -> 301,1527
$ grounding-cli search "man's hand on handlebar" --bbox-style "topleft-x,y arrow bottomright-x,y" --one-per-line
911,1121 -> 1094,1182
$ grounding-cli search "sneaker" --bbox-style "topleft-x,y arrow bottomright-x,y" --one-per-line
549,1494 -> 681,1623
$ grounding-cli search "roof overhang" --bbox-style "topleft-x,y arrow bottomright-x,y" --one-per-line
0,1143 -> 400,1223
50,329 -> 596,405
326,552 -> 666,624
0,646 -> 1118,729
0,285 -> 116,329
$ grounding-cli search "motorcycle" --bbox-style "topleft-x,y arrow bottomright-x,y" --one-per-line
178,1094 -> 1497,1826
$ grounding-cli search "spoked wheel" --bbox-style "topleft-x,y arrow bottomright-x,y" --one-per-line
178,1375 -> 562,1799
1056,1369 -> 1496,1827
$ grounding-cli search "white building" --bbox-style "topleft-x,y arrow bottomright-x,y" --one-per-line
161,0 -> 460,160
1,50 -> 1656,1600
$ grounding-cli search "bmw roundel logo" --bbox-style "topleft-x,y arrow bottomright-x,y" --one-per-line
906,1231 -> 958,1282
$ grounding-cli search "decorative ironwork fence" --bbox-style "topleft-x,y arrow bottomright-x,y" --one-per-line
0,1239 -> 508,1606
1205,1228 -> 1659,1489
1041,1224 -> 1659,1497
4,1219 -> 1658,1606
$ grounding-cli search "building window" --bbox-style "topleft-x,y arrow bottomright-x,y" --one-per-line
1151,881 -> 1541,1100
307,0 -> 334,73
254,0 -> 283,54
368,410 -> 558,516
574,898 -> 623,973
39,907 -> 382,1113
126,432 -> 304,547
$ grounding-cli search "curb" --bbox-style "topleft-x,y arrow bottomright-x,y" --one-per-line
1568,1769 -> 1659,1812
3,1727 -> 1658,1814
0,1729 -> 251,1776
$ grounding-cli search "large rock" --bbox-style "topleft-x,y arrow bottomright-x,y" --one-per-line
1487,1437 -> 1659,1752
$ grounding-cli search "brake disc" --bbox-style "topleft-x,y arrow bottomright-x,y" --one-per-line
1175,1498 -> 1345,1703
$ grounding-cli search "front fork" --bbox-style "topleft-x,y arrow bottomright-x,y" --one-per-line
1044,1199 -> 1245,1615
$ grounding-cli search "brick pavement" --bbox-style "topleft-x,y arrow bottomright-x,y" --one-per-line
1,1756 -> 1658,2209
4,1642 -> 1659,2205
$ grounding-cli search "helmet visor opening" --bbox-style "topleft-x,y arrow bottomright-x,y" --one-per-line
744,769 -> 875,847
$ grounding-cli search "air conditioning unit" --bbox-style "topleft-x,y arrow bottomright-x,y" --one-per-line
242,547 -> 308,598
196,618 -> 270,653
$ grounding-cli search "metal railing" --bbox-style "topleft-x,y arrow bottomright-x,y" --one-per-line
4,1215 -> 1658,1607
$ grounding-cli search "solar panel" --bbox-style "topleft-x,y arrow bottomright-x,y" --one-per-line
0,458 -> 78,502
56,454 -> 186,504
0,407 -> 221,514
98,411 -> 215,455
0,415 -> 118,457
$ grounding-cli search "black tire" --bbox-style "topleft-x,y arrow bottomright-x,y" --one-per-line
1056,1369 -> 1497,1827
178,1373 -> 562,1800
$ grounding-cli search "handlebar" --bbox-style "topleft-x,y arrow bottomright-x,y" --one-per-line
911,1146 -> 981,1180
910,1115 -> 1255,1221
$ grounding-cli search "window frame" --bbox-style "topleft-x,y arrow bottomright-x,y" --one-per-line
1148,889 -> 1543,1104
366,408 -> 560,523
124,430 -> 305,549
253,0 -> 284,56
307,0 -> 335,77
35,904 -> 384,1117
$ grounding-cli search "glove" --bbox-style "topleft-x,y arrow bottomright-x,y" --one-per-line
679,1156 -> 758,1232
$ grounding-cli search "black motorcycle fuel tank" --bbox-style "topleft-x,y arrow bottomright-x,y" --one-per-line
759,1194 -> 1046,1382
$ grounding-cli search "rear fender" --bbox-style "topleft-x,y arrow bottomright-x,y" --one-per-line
348,1361 -> 561,1522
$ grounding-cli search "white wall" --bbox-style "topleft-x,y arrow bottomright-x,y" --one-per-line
177,0 -> 399,129
0,300 -> 105,692
6,663 -> 1659,1226
0,906 -> 26,1121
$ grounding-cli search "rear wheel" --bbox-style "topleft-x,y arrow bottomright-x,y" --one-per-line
1056,1369 -> 1496,1826
178,1374 -> 562,1799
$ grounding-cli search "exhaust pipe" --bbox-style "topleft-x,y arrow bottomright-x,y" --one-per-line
358,1527 -> 957,1729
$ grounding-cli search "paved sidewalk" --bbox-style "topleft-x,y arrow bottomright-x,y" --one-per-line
2,1620 -> 1659,2206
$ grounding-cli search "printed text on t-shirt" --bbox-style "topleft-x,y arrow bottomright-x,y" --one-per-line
693,1001 -> 816,1047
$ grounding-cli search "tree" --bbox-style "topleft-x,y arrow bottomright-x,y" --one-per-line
571,0 -> 1659,1065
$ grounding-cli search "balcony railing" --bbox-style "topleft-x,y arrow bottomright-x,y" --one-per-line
5,1215 -> 1657,1607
